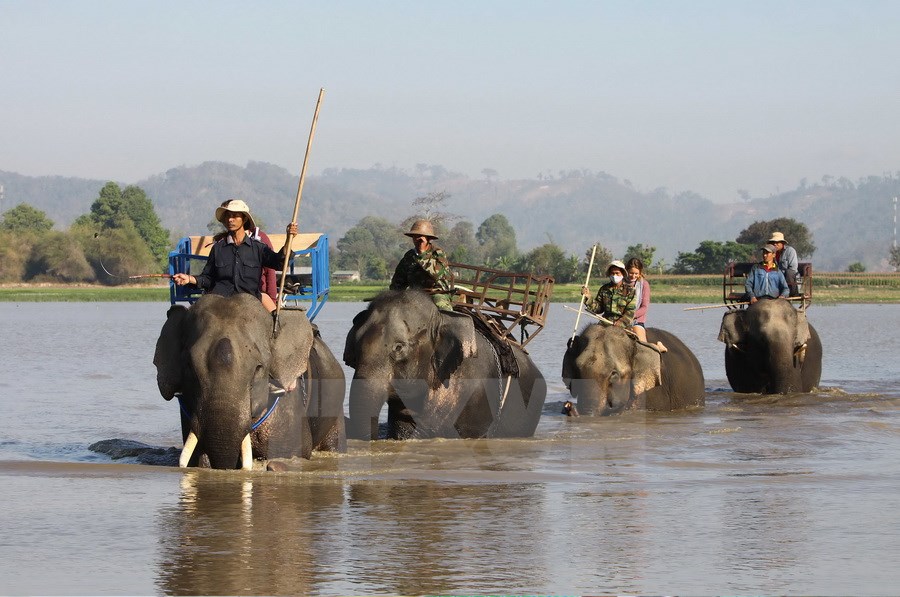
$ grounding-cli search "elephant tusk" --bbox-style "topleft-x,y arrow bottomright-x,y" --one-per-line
240,434 -> 253,471
794,342 -> 808,366
179,432 -> 198,468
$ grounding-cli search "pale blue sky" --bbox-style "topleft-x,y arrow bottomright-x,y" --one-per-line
2,0 -> 898,201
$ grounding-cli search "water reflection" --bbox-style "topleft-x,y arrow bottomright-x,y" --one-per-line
156,471 -> 345,595
343,481 -> 554,595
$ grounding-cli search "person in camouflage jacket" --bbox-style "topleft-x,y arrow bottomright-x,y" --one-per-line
390,220 -> 454,311
581,260 -> 636,327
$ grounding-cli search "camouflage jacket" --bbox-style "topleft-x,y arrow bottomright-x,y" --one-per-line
390,246 -> 453,294
584,282 -> 636,326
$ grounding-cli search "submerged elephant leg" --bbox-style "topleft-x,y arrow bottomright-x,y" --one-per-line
348,377 -> 392,440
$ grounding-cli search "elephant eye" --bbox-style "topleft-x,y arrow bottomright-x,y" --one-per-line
609,371 -> 620,382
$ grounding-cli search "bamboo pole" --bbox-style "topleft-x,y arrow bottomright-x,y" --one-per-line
571,244 -> 598,341
274,88 -> 325,334
683,296 -> 807,311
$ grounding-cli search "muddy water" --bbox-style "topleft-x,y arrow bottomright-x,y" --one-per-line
1,301 -> 898,595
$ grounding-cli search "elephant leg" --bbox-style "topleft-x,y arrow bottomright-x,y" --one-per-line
348,377 -> 391,440
306,344 -> 348,452
800,324 -> 823,392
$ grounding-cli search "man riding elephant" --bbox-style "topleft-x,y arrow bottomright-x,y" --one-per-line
390,220 -> 454,311
769,231 -> 800,297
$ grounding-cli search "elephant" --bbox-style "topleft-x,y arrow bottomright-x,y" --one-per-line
718,298 -> 822,394
153,292 -> 346,470
562,323 -> 705,415
342,290 -> 547,440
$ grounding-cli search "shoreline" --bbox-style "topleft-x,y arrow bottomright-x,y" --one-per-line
2,281 -> 898,304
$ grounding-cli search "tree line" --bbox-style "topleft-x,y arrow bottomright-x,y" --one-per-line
332,193 -> 828,282
9,183 -> 887,287
0,182 -> 169,285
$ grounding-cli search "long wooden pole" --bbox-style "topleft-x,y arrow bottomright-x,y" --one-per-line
571,244 -> 598,341
683,296 -> 807,311
274,88 -> 325,333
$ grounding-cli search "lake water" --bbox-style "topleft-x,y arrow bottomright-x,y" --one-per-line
1,300 -> 898,595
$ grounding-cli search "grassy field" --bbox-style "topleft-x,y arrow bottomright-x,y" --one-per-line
2,273 -> 899,304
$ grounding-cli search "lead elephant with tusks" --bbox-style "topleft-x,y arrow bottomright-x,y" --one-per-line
562,324 -> 705,415
343,290 -> 547,440
719,298 -> 822,394
153,293 -> 346,470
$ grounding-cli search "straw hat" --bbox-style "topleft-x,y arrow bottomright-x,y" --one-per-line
215,199 -> 256,230
404,219 -> 438,239
606,260 -> 627,275
768,231 -> 786,243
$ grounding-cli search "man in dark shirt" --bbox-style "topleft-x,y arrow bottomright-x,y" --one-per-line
173,199 -> 296,311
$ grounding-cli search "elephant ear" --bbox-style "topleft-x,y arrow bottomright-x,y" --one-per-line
717,310 -> 747,345
631,340 -> 662,397
431,311 -> 478,386
561,334 -> 586,393
153,305 -> 190,400
270,311 -> 315,389
343,307 -> 371,368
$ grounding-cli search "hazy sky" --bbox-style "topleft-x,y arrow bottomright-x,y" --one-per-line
2,0 -> 899,202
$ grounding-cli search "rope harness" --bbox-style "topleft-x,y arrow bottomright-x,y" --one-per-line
174,369 -> 311,433
488,339 -> 514,422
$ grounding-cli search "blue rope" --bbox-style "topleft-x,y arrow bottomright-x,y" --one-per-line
175,381 -> 294,433
251,394 -> 281,431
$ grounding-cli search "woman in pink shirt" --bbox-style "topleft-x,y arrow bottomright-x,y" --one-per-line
626,258 -> 651,343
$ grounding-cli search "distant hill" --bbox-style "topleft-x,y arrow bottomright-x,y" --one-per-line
2,163 -> 897,271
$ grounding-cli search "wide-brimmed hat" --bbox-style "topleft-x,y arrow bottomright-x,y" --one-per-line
768,231 -> 786,243
762,244 -> 777,253
606,260 -> 627,275
215,199 -> 256,230
405,219 -> 438,240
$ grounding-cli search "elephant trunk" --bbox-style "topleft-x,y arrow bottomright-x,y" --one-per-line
192,336 -> 254,469
348,375 -> 391,440
764,336 -> 803,394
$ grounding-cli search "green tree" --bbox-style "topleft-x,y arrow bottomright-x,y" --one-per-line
891,246 -> 900,272
671,240 -> 756,274
517,243 -> 578,282
26,231 -> 96,283
847,261 -> 866,272
74,181 -> 127,230
735,218 -> 816,258
121,185 -> 171,267
335,216 -> 403,279
364,255 -> 389,281
2,203 -> 55,234
441,220 -> 478,264
71,219 -> 158,285
624,243 -> 656,269
74,182 -> 170,270
0,230 -> 34,281
476,214 -> 518,265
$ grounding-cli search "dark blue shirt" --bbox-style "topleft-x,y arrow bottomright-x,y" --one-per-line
195,235 -> 284,298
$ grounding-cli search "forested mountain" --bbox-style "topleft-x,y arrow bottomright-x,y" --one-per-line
2,163 -> 897,271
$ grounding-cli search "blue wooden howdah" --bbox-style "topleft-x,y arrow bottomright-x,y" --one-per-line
166,232 -> 330,320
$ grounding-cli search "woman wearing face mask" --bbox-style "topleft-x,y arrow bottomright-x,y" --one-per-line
580,260 -> 636,327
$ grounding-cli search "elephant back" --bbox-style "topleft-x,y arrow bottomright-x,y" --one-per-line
645,327 -> 705,409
